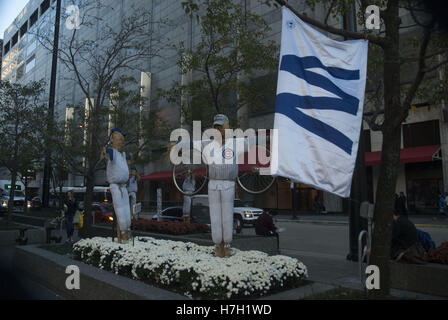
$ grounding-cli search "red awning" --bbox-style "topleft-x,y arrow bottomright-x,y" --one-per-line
140,171 -> 172,181
141,145 -> 271,181
140,163 -> 267,181
365,145 -> 441,166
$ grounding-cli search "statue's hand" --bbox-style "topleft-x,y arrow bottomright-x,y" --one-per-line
168,142 -> 177,154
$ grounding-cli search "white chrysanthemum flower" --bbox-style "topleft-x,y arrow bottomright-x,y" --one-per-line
74,236 -> 307,298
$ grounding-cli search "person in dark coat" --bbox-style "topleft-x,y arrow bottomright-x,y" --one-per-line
64,190 -> 78,243
255,209 -> 280,252
397,192 -> 407,215
391,210 -> 418,260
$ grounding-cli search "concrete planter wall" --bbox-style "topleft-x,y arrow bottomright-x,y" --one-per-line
0,229 -> 46,246
13,245 -> 187,300
12,245 -> 325,300
390,261 -> 448,297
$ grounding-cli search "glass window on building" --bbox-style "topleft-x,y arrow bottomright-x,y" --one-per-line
12,32 -> 19,47
20,22 -> 28,39
30,9 -> 38,27
3,41 -> 10,56
403,120 -> 442,214
16,64 -> 25,80
25,56 -> 35,73
40,0 -> 50,16
27,39 -> 37,56
403,120 -> 440,148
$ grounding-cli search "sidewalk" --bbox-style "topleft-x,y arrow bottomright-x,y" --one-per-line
276,214 -> 448,228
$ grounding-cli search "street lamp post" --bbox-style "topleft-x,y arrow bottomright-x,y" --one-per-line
42,0 -> 62,207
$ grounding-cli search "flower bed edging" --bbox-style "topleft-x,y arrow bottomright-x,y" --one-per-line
12,244 -> 187,300
0,228 -> 45,245
132,219 -> 210,235
73,237 -> 308,299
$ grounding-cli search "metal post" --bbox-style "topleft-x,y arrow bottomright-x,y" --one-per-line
290,181 -> 298,219
42,0 -> 62,207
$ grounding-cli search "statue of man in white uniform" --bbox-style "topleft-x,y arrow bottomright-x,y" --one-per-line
182,171 -> 195,222
170,114 -> 256,258
102,128 -> 132,243
127,166 -> 140,220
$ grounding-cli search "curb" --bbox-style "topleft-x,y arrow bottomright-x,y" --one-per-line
277,219 -> 448,228
415,224 -> 448,229
258,282 -> 335,300
277,219 -> 348,225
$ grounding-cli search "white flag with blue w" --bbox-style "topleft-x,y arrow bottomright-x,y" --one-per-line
270,7 -> 368,198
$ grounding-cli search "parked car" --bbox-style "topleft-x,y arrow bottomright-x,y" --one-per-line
150,196 -> 263,233
190,195 -> 263,233
31,196 -> 42,210
0,189 -> 31,213
151,206 -> 184,222
92,203 -> 114,223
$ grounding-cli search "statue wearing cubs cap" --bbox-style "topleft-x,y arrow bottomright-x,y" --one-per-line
208,114 -> 236,257
170,114 -> 256,257
102,128 -> 132,243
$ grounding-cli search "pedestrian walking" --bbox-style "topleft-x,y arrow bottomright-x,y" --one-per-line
314,194 -> 325,214
443,192 -> 448,217
64,190 -> 78,243
438,193 -> 445,215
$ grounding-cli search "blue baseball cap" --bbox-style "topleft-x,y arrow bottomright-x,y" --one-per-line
111,128 -> 126,137
213,114 -> 229,126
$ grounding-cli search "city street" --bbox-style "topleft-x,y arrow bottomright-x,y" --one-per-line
241,216 -> 448,257
239,216 -> 448,290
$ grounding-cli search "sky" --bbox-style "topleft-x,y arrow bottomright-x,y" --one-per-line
0,0 -> 30,38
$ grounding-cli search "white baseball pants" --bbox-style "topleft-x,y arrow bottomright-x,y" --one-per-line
208,180 -> 235,245
110,183 -> 131,234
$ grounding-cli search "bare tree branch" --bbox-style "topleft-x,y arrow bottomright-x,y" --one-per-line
273,0 -> 390,48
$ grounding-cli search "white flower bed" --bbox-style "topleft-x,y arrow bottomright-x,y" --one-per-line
73,236 -> 308,299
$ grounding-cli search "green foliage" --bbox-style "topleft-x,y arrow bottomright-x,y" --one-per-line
162,0 -> 279,128
0,80 -> 48,178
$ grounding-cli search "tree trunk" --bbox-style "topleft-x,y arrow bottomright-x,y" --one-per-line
368,124 -> 401,298
7,169 -> 18,226
59,184 -> 64,214
81,172 -> 95,239
24,176 -> 29,214
368,0 -> 401,298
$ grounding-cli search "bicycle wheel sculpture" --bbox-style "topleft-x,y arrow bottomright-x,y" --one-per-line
172,148 -> 208,196
172,144 -> 276,195
236,144 -> 276,194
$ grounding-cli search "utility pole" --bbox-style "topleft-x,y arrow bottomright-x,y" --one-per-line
42,0 -> 62,207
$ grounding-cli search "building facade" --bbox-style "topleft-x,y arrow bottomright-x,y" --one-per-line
1,0 -> 445,214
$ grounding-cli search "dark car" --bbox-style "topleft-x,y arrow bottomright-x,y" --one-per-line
151,206 -> 214,227
92,203 -> 114,223
151,207 -> 184,222
31,196 -> 42,210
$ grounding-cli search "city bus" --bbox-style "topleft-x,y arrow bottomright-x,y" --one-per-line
49,186 -> 112,208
